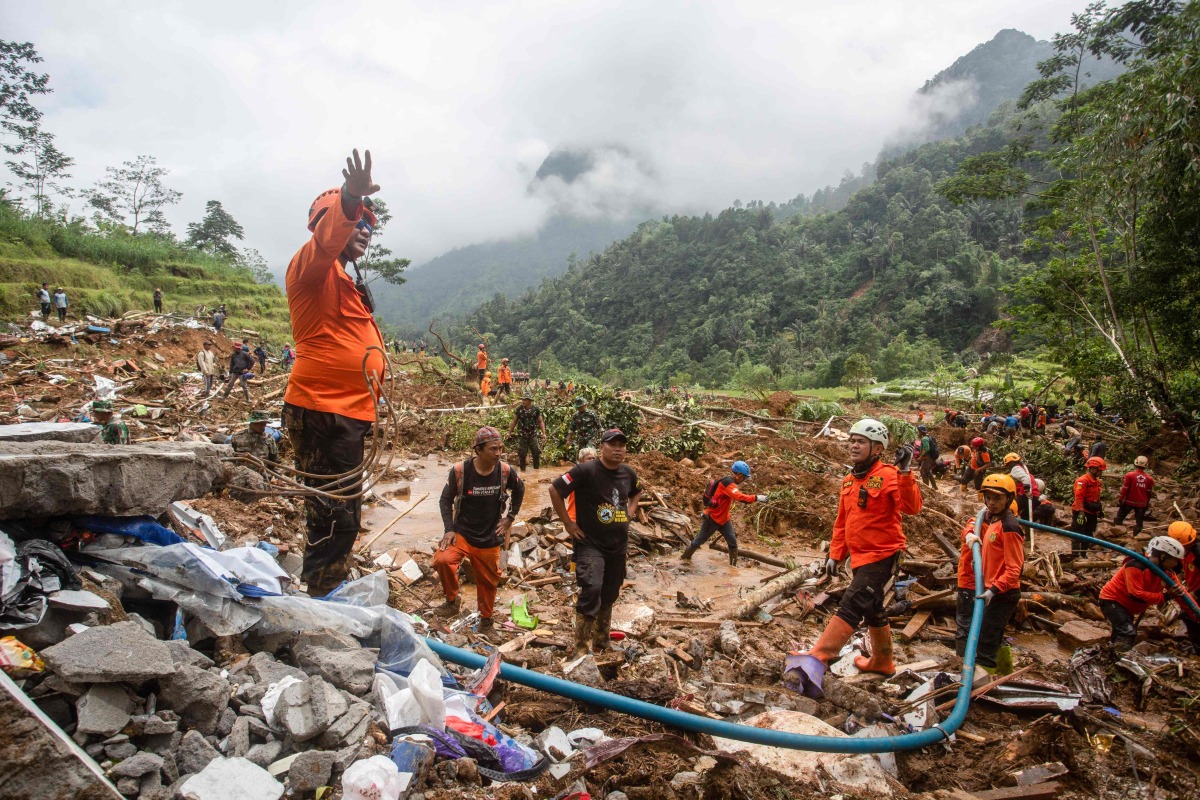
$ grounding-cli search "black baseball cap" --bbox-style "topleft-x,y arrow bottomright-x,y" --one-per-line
600,428 -> 627,443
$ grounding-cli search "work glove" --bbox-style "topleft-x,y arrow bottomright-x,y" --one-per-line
964,533 -> 981,548
979,588 -> 995,606
894,443 -> 914,473
756,494 -> 769,502
825,558 -> 843,578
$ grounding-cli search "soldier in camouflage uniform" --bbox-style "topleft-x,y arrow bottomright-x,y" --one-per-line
231,410 -> 279,463
508,391 -> 546,471
91,399 -> 129,445
566,396 -> 602,451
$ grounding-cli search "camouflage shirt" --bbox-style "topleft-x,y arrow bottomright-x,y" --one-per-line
231,429 -> 279,463
99,421 -> 129,445
569,408 -> 602,443
513,405 -> 543,439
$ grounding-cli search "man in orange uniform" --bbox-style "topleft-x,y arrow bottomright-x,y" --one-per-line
480,372 -> 492,406
476,343 -> 488,378
1070,456 -> 1106,557
955,475 -> 1025,673
1114,456 -> 1155,535
1167,522 -> 1200,650
785,418 -> 922,698
497,358 -> 514,399
680,460 -> 768,566
283,149 -> 387,595
1098,536 -> 1184,651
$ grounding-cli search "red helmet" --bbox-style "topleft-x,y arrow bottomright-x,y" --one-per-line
307,188 -> 376,232
1086,457 -> 1107,470
971,437 -> 985,448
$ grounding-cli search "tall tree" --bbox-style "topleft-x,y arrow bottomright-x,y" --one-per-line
0,41 -> 51,141
186,200 -> 244,260
842,353 -> 875,401
4,123 -> 73,218
88,155 -> 182,234
358,198 -> 410,286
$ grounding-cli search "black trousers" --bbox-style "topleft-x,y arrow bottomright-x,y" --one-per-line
686,515 -> 736,551
836,552 -> 899,629
1114,504 -> 1147,534
516,435 -> 541,470
574,539 -> 626,618
1101,599 -> 1137,651
283,402 -> 373,590
1070,511 -> 1099,555
954,587 -> 1020,668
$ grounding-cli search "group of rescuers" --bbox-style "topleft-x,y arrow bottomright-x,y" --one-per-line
275,149 -> 1200,677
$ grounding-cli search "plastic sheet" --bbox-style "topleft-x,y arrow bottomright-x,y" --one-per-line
74,515 -> 183,547
409,659 -> 447,729
342,755 -> 410,800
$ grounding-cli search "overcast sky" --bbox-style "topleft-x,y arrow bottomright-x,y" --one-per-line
6,1 -> 1088,273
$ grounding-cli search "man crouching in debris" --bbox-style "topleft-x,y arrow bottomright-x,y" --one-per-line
550,428 -> 642,658
91,399 -> 129,444
433,426 -> 524,640
231,410 -> 279,464
282,149 -> 387,596
788,418 -> 921,698
956,474 -> 1024,675
1098,535 -> 1185,652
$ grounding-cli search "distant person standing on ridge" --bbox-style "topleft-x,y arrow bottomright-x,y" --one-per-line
212,307 -> 226,333
476,343 -> 488,381
196,340 -> 217,395
497,358 -> 514,399
282,149 -> 387,596
52,287 -> 68,322
153,287 -> 164,313
254,340 -> 269,374
916,425 -> 939,489
36,283 -> 51,318
218,343 -> 255,402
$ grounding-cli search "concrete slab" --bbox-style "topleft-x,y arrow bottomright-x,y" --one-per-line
0,422 -> 101,444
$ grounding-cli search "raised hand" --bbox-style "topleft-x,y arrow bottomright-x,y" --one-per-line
342,149 -> 380,198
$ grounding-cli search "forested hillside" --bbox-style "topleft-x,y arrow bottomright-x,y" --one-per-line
464,106 -> 1033,389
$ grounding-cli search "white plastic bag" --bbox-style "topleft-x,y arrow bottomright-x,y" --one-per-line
373,672 -> 422,731
261,675 -> 302,729
342,755 -> 410,800
409,658 -> 446,729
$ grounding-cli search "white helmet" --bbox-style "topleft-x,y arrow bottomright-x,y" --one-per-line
848,418 -> 890,449
1134,456 -> 1149,468
1148,536 -> 1185,560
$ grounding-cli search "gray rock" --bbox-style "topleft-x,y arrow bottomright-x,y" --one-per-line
85,743 -> 105,759
0,422 -> 101,443
562,654 -> 605,688
226,716 -> 251,758
670,771 -> 701,791
241,683 -> 269,705
127,714 -> 179,736
607,793 -> 630,800
105,741 -> 138,760
115,775 -> 141,796
139,770 -> 165,799
125,612 -> 159,638
245,741 -> 285,769
109,750 -> 164,778
294,645 -> 377,695
76,683 -> 133,735
277,676 -> 329,742
160,663 -> 230,736
41,620 -> 175,683
0,440 -> 232,519
216,707 -> 237,737
315,701 -> 370,750
287,749 -> 334,794
166,640 -> 214,669
244,651 -> 305,686
245,716 -> 273,742
332,743 -> 363,773
161,751 -> 179,784
322,685 -> 349,723
177,729 -> 221,775
239,704 -> 265,721
293,628 -> 360,652
178,757 -> 284,800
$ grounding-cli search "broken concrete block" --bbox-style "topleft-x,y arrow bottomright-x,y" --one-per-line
670,771 -> 701,791
287,749 -> 335,794
293,628 -> 360,651
109,750 -> 164,778
160,664 -> 231,736
0,440 -> 231,519
562,654 -> 605,688
127,714 -> 178,736
317,701 -> 371,750
246,741 -> 285,769
179,757 -> 283,800
0,421 -> 101,444
178,729 -> 222,775
226,716 -> 251,758
295,645 -> 377,695
76,684 -> 133,736
535,726 -> 574,762
41,620 -> 175,683
1057,620 -> 1109,650
611,604 -> 655,638
717,620 -> 742,655
277,676 -> 330,742
166,640 -> 214,669
245,651 -> 306,685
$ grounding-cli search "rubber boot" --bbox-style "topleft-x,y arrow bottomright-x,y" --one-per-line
853,625 -> 897,675
808,616 -> 856,663
434,596 -> 461,618
593,604 -> 614,652
477,617 -> 497,643
994,644 -> 1014,676
728,547 -> 739,567
572,613 -> 595,658
680,545 -> 697,561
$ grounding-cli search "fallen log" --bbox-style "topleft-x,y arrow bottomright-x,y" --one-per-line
728,562 -> 819,620
707,540 -> 793,569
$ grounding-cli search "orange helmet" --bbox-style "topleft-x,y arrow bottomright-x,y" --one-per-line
1168,521 -> 1197,547
307,187 -> 376,232
1086,457 -> 1107,470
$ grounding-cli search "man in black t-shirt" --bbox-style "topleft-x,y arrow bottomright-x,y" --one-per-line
550,428 -> 642,657
433,426 -> 525,638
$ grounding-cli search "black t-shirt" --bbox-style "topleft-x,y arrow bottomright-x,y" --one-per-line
438,459 -> 525,548
552,459 -> 641,553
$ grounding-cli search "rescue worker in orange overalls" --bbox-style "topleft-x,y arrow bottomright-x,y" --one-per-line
784,418 -> 922,698
497,357 -> 514,399
1070,456 -> 1106,557
1098,535 -> 1184,651
476,343 -> 488,380
1167,521 -> 1200,651
955,474 -> 1025,674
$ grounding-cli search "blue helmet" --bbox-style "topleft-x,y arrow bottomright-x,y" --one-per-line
732,460 -> 751,478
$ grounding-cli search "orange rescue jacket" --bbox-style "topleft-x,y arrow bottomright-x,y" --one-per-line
703,476 -> 757,526
1072,472 -> 1102,513
498,365 -> 513,385
1100,558 -> 1168,615
830,459 -> 923,569
957,511 -> 1025,593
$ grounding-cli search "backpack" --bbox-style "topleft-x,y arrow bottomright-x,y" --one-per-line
452,459 -> 512,523
702,476 -> 727,509
924,435 -> 940,460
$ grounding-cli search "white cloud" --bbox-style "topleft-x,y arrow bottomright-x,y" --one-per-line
6,0 -> 1090,273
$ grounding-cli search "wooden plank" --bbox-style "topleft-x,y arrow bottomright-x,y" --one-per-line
910,588 -> 955,609
524,575 -> 562,587
972,781 -> 1061,800
673,645 -> 694,665
900,611 -> 932,641
497,632 -> 537,654
655,617 -> 767,628
893,658 -> 943,674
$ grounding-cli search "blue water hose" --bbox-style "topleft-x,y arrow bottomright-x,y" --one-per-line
1016,517 -> 1200,619
424,509 -> 988,754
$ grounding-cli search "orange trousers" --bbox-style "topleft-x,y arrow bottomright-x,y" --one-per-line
432,537 -> 501,619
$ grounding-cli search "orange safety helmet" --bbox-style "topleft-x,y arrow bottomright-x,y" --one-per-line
1168,521 -> 1197,547
307,187 -> 376,232
980,473 -> 1017,495
1085,457 -> 1107,470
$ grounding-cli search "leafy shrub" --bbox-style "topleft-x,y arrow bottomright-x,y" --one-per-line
793,400 -> 845,422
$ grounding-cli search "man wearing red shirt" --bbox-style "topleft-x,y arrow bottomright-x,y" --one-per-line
283,149 -> 387,595
955,474 -> 1025,673
1114,456 -> 1155,535
680,460 -> 767,566
785,418 -> 922,698
1070,457 -> 1106,558
1099,536 -> 1184,651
